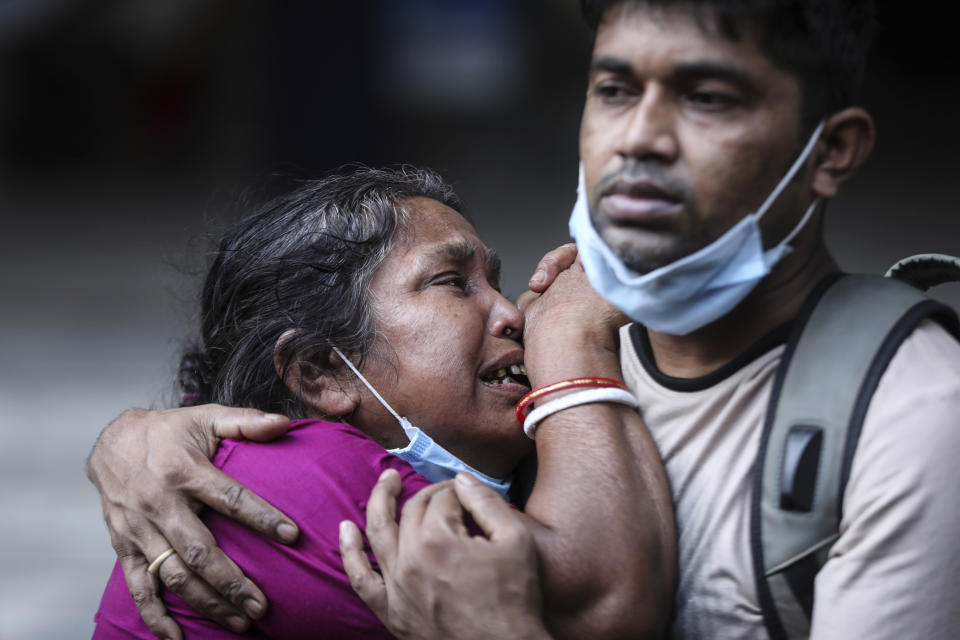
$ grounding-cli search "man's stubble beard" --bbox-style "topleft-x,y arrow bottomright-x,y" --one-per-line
592,209 -> 713,275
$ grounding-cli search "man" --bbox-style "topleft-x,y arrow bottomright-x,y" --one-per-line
88,0 -> 960,638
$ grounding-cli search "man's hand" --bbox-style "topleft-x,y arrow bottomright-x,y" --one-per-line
86,404 -> 299,640
339,470 -> 551,640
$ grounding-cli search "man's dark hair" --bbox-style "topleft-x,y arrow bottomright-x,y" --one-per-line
178,166 -> 462,418
580,0 -> 878,127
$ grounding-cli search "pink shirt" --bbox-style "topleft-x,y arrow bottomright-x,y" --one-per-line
93,419 -> 432,638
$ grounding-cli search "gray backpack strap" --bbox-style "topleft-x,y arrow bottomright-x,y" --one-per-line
750,274 -> 959,640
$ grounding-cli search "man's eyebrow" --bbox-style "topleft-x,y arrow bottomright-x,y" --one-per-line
671,61 -> 758,89
590,57 -> 758,90
590,56 -> 635,77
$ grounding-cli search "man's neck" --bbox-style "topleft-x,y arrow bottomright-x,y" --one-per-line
646,237 -> 839,379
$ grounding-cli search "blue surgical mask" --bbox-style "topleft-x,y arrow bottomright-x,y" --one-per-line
331,347 -> 513,498
570,121 -> 826,336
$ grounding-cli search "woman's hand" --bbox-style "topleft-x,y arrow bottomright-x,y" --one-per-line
527,243 -> 578,293
340,470 -> 551,640
86,404 -> 298,639
518,245 -> 628,388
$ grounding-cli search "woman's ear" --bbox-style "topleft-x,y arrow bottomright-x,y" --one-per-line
811,107 -> 876,199
274,331 -> 360,418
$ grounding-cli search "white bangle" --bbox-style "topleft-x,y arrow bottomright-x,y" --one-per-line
523,387 -> 638,439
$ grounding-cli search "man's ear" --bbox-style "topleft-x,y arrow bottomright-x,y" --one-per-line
274,331 -> 360,418
811,107 -> 875,199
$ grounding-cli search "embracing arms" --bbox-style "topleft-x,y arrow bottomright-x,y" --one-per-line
86,246 -> 676,640
341,246 -> 676,640
86,406 -> 298,638
514,254 -> 676,638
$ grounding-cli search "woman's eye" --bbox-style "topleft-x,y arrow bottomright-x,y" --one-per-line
435,275 -> 468,290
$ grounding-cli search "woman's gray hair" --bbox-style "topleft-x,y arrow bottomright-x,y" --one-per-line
178,166 -> 462,417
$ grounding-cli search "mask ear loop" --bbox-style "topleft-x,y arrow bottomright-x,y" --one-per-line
778,198 -> 821,248
754,120 -> 827,221
330,345 -> 404,424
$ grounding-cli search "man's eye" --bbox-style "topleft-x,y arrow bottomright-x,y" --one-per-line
685,90 -> 738,110
593,82 -> 635,103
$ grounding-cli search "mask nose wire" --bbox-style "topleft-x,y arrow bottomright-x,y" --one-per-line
754,120 -> 827,222
330,345 -> 404,424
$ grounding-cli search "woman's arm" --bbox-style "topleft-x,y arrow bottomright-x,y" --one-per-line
345,260 -> 677,640
518,263 -> 676,639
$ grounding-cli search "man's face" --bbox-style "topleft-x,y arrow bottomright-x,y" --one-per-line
579,3 -> 810,273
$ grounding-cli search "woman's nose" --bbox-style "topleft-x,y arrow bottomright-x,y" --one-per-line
489,294 -> 524,340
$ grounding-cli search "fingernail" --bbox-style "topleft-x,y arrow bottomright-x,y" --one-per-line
339,520 -> 350,540
530,270 -> 546,286
244,598 -> 264,618
263,412 -> 286,422
277,522 -> 298,542
227,615 -> 249,632
456,472 -> 479,486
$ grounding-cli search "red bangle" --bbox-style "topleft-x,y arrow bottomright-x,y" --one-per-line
515,377 -> 627,425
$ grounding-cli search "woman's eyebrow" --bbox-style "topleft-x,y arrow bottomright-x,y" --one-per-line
424,240 -> 477,264
420,240 -> 501,281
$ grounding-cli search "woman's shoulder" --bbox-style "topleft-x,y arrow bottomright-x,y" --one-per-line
213,418 -> 430,513
216,419 -> 385,477
187,418 -> 428,638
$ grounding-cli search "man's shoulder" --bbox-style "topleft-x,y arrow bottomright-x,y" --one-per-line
874,317 -> 960,398
847,317 -> 960,490
814,318 -> 960,637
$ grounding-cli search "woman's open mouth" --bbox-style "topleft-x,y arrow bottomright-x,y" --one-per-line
482,363 -> 530,388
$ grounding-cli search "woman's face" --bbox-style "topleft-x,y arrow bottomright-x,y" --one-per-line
353,196 -> 533,478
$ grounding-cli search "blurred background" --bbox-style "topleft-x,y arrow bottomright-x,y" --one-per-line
0,1 -> 956,637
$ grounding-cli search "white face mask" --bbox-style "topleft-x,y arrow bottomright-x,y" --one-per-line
570,120 -> 826,336
331,346 -> 513,498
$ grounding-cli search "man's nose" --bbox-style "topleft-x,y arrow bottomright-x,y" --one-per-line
619,85 -> 679,162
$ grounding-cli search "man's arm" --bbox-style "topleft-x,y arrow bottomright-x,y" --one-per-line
86,405 -> 299,639
340,471 -> 553,640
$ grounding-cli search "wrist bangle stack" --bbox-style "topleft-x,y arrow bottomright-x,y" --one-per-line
515,377 -> 627,425
521,387 -> 638,440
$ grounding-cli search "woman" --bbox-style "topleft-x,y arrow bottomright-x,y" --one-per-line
93,167 -> 674,639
